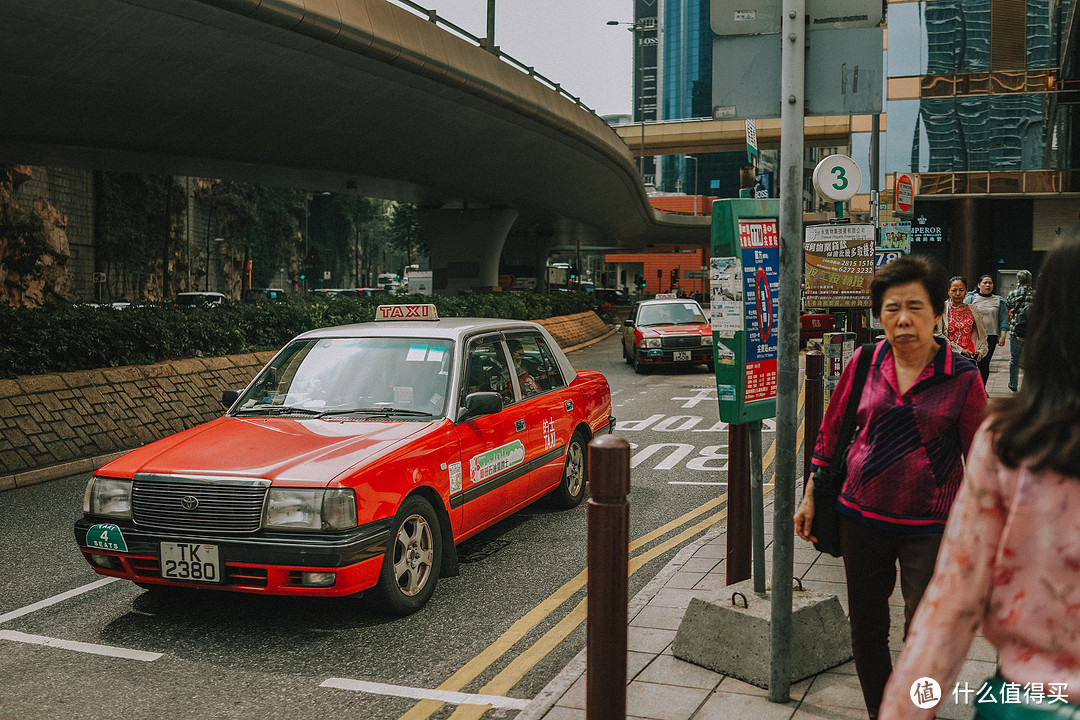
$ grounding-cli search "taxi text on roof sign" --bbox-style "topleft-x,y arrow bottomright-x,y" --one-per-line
375,304 -> 439,321
654,293 -> 678,299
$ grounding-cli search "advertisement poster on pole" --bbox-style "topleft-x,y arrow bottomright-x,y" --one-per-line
737,218 -> 779,403
803,223 -> 876,308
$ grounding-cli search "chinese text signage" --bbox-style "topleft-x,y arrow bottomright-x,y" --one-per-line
804,223 -> 875,308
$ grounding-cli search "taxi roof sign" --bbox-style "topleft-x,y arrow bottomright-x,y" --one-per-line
375,304 -> 439,321
654,293 -> 679,299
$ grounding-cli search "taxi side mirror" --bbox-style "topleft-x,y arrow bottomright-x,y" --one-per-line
221,388 -> 242,409
459,391 -> 503,422
623,319 -> 634,327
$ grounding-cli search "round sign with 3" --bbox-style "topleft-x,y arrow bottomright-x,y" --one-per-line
812,154 -> 863,202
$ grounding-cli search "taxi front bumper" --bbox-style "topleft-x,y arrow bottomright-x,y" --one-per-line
638,347 -> 713,365
74,517 -> 390,596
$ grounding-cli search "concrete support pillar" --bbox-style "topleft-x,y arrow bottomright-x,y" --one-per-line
418,206 -> 519,295
949,197 -> 980,281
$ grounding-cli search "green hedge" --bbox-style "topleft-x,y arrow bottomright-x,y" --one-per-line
0,291 -> 599,378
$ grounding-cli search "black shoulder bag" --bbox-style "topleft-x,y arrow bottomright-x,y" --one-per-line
809,343 -> 874,557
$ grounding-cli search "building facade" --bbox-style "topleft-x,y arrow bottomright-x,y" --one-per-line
638,0 -> 1078,281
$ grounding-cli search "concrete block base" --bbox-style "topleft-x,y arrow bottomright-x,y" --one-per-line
672,578 -> 852,688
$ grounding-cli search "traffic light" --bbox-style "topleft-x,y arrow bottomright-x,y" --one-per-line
671,268 -> 679,282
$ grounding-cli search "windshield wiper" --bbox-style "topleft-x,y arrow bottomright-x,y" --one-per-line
234,404 -> 323,416
324,407 -> 436,418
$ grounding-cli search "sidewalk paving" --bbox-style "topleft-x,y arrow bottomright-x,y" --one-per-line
520,348 -> 1017,720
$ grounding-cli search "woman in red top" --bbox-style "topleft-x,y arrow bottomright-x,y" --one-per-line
937,276 -> 987,361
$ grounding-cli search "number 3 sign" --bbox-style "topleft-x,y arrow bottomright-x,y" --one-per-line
812,154 -> 863,203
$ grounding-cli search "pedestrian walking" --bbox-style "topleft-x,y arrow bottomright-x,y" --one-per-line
1004,269 -> 1034,391
879,231 -> 1080,719
965,274 -> 1008,385
794,256 -> 987,719
937,275 -> 987,362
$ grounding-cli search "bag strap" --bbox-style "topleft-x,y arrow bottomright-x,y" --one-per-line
830,343 -> 875,462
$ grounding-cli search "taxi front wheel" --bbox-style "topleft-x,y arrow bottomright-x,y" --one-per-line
552,431 -> 587,509
373,495 -> 442,615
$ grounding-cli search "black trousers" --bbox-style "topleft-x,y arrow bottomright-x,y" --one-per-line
977,335 -> 999,385
839,514 -> 944,719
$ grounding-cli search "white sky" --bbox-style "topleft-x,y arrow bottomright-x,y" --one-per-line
434,0 -> 635,117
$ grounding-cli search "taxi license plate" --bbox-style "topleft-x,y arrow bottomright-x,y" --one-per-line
160,542 -> 222,584
673,351 -> 691,362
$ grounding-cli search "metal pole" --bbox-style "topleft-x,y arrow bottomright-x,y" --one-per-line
726,422 -> 751,585
770,0 -> 805,703
587,434 -> 630,720
804,351 -> 824,482
638,28 -> 645,179
486,0 -> 495,53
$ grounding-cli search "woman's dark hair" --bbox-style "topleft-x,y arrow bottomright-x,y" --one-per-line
870,255 -> 949,317
949,275 -> 967,287
990,229 -> 1080,473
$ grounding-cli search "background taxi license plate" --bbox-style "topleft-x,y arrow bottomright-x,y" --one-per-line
673,350 -> 691,362
160,542 -> 222,583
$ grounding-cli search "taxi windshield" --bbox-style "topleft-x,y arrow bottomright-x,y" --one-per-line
637,302 -> 706,326
234,337 -> 454,418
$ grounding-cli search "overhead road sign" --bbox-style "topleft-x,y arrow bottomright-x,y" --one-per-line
712,0 -> 883,36
712,28 -> 883,120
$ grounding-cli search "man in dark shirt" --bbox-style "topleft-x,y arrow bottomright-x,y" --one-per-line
1005,270 -> 1034,392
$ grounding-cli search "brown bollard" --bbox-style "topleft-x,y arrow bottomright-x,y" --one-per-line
804,351 -> 825,482
726,422 -> 751,585
587,434 -> 631,720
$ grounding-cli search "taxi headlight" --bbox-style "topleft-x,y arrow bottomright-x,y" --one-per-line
264,488 -> 357,531
83,477 -> 133,519
640,338 -> 662,349
701,334 -> 713,346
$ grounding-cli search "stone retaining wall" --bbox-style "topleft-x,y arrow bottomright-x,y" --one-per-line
0,311 -> 613,491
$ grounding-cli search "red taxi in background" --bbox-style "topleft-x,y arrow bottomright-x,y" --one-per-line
76,305 -> 613,615
621,295 -> 714,374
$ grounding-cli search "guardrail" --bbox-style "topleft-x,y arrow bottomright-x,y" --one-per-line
388,0 -> 597,115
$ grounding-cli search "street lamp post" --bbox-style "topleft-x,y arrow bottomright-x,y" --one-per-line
608,20 -> 648,180
684,155 -> 699,214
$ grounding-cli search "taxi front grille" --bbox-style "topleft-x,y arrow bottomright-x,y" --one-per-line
132,474 -> 269,534
661,335 -> 702,350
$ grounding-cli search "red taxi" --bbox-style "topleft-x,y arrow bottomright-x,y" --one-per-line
621,296 -> 714,374
75,305 -> 613,614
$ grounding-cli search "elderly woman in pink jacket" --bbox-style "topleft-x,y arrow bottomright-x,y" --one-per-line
880,232 -> 1080,719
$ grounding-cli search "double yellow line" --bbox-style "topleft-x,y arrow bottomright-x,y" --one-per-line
398,379 -> 807,720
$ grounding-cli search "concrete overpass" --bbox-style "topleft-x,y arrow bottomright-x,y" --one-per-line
0,0 -> 843,292
613,116 -> 853,157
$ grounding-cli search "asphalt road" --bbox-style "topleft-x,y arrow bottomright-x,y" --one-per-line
0,330 -> 771,720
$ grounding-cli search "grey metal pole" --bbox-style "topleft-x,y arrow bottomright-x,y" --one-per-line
770,0 -> 805,703
638,28 -> 645,179
486,0 -> 495,52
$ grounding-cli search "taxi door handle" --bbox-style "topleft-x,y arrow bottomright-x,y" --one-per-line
515,419 -> 526,433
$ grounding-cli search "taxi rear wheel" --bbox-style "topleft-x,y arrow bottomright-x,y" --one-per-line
552,431 -> 587,509
373,496 -> 442,615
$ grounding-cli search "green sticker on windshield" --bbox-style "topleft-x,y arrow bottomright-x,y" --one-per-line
87,523 -> 128,552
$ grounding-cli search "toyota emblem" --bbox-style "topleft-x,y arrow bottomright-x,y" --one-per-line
181,495 -> 200,511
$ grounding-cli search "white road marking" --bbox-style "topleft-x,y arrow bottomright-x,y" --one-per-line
669,481 -> 727,486
0,630 -> 162,661
320,677 -> 530,710
0,577 -> 119,625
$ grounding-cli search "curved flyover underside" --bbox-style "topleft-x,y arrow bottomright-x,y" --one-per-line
0,0 -> 708,248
